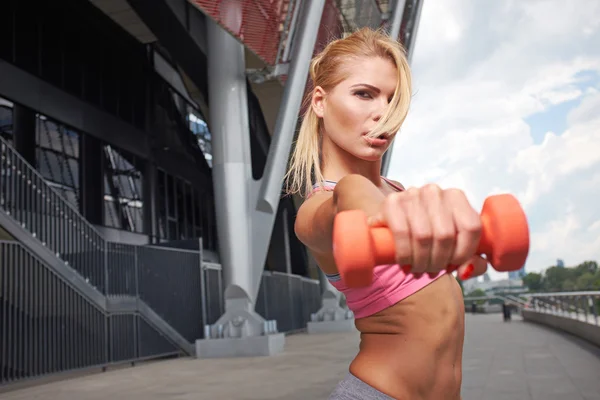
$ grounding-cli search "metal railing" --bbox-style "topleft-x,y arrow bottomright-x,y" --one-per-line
0,240 -> 321,385
1,137 -> 106,292
463,294 -> 527,307
522,291 -> 600,326
256,271 -> 322,332
0,136 -> 323,386
105,243 -> 205,344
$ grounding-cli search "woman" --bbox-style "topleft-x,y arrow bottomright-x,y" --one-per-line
285,28 -> 487,399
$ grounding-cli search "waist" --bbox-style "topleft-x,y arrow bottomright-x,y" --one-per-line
349,275 -> 465,399
350,332 -> 463,400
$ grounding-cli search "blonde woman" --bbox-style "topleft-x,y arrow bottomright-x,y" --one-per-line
287,28 -> 484,399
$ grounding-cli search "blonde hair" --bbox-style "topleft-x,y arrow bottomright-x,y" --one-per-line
284,27 -> 412,198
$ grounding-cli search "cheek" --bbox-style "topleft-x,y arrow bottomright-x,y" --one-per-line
327,98 -> 364,132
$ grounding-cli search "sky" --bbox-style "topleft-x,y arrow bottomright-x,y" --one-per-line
388,0 -> 600,280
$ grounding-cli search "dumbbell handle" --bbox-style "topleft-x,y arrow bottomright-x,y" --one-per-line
357,194 -> 529,272
363,217 -> 494,266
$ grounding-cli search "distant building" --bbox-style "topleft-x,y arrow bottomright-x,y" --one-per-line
508,265 -> 526,280
557,259 -> 565,268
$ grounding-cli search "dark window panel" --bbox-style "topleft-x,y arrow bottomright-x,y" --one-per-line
14,2 -> 40,75
63,25 -> 84,98
0,1 -> 15,63
40,19 -> 64,87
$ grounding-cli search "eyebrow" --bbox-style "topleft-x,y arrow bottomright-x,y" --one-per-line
350,83 -> 380,93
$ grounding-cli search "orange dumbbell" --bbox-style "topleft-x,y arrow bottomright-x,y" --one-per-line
332,193 -> 530,288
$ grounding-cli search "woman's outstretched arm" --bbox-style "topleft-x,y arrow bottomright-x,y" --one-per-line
295,174 -> 385,255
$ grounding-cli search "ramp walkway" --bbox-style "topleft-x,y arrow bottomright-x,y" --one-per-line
2,314 -> 600,400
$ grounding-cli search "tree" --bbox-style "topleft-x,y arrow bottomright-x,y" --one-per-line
522,272 -> 543,291
543,266 -> 572,291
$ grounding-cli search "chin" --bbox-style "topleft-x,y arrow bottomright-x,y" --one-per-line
355,148 -> 388,162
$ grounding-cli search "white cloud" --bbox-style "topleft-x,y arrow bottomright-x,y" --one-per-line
388,0 -> 600,279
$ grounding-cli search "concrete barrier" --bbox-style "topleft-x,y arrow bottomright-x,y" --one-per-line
522,309 -> 600,347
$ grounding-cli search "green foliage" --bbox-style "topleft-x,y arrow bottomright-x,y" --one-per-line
465,288 -> 487,304
521,260 -> 600,292
522,272 -> 543,291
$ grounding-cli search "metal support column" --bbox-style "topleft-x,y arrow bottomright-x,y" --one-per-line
381,0 -> 425,177
250,0 -> 325,294
388,0 -> 407,41
196,0 -> 325,358
307,268 -> 355,334
381,0 -> 407,176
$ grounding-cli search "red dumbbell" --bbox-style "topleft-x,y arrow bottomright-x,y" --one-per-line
332,193 -> 530,288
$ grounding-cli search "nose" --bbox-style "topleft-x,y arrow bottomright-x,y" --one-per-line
372,99 -> 387,122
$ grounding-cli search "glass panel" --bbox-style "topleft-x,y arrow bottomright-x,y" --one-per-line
35,115 -> 80,209
102,144 -> 144,233
0,103 -> 13,142
188,112 -> 213,167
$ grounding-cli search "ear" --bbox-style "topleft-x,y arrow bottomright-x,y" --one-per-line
311,86 -> 326,118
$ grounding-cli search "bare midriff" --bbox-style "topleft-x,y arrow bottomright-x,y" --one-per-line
349,273 -> 465,400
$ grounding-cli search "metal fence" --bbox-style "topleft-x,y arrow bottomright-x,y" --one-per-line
0,239 -> 321,386
0,136 -> 323,386
523,291 -> 600,326
256,271 -> 322,332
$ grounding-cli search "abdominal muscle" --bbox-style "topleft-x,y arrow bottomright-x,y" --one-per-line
349,274 -> 466,400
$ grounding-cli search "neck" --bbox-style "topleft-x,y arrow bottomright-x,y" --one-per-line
321,138 -> 384,186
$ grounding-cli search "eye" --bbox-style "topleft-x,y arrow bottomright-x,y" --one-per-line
354,91 -> 372,99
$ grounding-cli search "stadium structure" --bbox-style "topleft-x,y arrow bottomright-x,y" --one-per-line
0,0 -> 423,384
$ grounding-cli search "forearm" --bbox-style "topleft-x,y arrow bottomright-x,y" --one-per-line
319,175 -> 385,248
299,175 -> 386,254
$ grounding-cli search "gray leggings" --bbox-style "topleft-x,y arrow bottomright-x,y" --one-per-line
329,373 -> 394,399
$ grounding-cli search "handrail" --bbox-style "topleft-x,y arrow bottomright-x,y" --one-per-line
1,135 -> 107,291
522,291 -> 600,297
0,135 -> 104,237
524,291 -> 600,326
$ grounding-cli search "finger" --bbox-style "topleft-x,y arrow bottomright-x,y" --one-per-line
457,256 -> 488,280
470,256 -> 488,278
422,184 -> 456,271
382,193 -> 413,267
367,212 -> 386,227
403,189 -> 432,273
444,189 -> 482,266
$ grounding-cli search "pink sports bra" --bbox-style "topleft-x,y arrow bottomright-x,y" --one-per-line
309,177 -> 447,319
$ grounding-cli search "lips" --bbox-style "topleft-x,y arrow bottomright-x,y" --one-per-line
363,133 -> 389,147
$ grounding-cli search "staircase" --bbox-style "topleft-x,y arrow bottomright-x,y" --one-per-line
0,137 -> 202,385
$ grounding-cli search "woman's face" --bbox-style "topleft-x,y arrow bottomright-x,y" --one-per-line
312,56 -> 398,162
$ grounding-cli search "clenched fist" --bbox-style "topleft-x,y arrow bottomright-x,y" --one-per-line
368,184 -> 487,279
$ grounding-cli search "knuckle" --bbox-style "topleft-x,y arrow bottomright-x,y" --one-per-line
422,183 -> 442,197
463,215 -> 482,234
413,229 -> 433,245
444,187 -> 465,198
385,192 -> 403,207
405,187 -> 420,197
391,224 -> 410,237
434,229 -> 456,244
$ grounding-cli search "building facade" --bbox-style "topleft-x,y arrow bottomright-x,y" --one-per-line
0,0 -> 424,386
